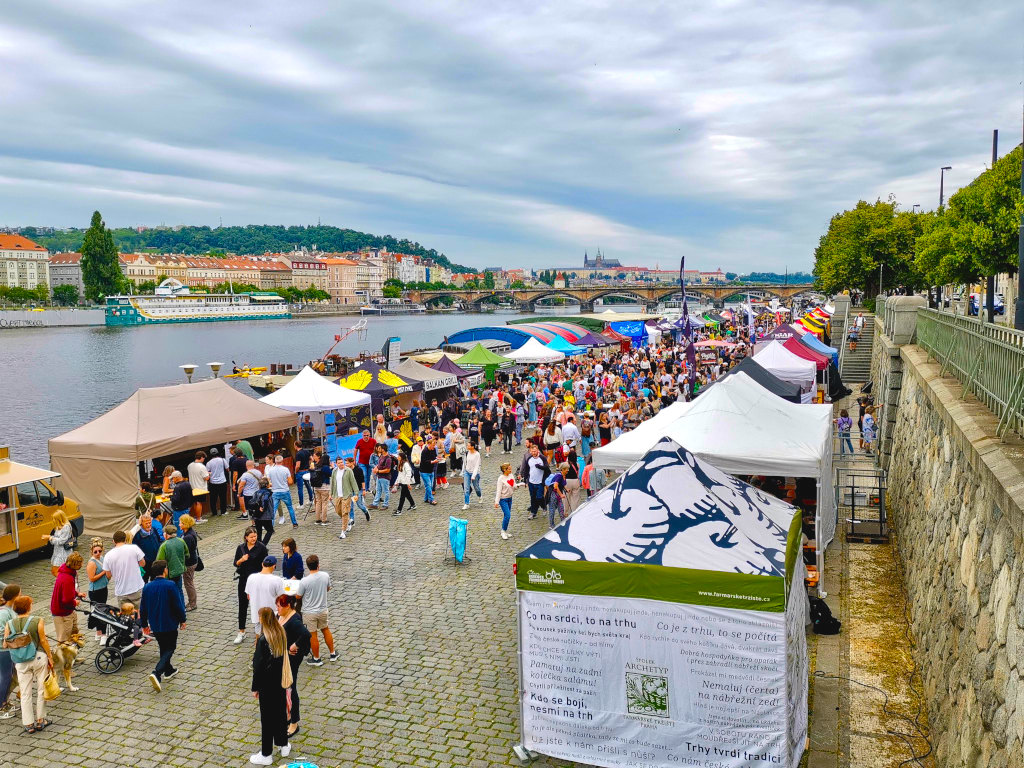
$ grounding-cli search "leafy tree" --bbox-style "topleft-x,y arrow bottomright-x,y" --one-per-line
813,199 -> 925,297
382,284 -> 402,298
303,286 -> 329,301
384,278 -> 404,290
80,211 -> 124,301
137,280 -> 158,293
212,281 -> 260,293
52,284 -> 79,305
483,271 -> 495,289
509,280 -> 527,289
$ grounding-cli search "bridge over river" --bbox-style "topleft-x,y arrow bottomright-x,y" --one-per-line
405,282 -> 817,311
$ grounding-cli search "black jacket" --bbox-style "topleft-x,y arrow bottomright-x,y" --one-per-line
170,480 -> 193,512
251,635 -> 286,693
281,612 -> 311,669
519,452 -> 550,483
234,541 -> 268,578
182,528 -> 199,567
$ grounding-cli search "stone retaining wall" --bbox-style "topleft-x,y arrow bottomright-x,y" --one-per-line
0,309 -> 104,328
885,343 -> 1024,768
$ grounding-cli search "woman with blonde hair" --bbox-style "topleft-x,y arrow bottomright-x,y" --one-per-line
161,465 -> 175,495
41,511 -> 73,578
250,606 -> 293,765
178,515 -> 200,612
85,539 -> 109,640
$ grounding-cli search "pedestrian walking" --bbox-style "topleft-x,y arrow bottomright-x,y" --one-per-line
245,557 -> 284,636
140,560 -> 187,692
276,594 -> 310,739
297,555 -> 336,666
293,444 -> 313,507
392,451 -> 417,515
371,444 -> 393,510
233,528 -> 269,645
206,448 -> 230,516
836,410 -> 854,455
179,515 -> 200,612
0,584 -> 22,720
251,478 -> 276,545
50,551 -> 84,644
419,436 -> 440,506
461,442 -> 482,510
546,464 -> 569,529
309,448 -> 331,526
329,457 -> 357,538
3,594 -> 53,733
267,455 -> 297,528
519,443 -> 549,519
494,463 -> 515,540
156,525 -> 189,607
249,607 -> 293,765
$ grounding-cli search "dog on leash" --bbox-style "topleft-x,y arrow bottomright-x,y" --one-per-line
52,634 -> 86,691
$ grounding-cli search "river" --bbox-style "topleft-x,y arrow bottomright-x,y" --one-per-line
1,313 -> 527,467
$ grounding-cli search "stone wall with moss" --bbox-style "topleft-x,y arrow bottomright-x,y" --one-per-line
886,344 -> 1024,768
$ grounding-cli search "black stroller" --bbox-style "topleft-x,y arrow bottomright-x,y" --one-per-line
81,601 -> 152,674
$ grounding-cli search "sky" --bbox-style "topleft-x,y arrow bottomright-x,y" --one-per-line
1,1 -> 1022,273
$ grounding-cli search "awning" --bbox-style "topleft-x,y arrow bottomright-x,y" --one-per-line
0,461 -> 59,487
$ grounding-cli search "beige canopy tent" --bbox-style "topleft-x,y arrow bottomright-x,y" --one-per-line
48,379 -> 297,537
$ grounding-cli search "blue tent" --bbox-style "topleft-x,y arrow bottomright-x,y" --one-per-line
609,321 -> 648,345
799,332 -> 839,365
546,335 -> 585,356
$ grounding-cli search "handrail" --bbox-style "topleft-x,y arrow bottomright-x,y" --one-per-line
916,308 -> 1024,439
836,299 -> 852,374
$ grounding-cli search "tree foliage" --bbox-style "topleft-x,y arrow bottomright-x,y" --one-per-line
29,224 -> 474,273
80,211 -> 124,301
0,284 -> 49,305
915,146 -> 1023,286
813,199 -> 926,297
52,284 -> 79,305
382,284 -> 402,298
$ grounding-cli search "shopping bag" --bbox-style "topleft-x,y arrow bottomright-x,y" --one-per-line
43,672 -> 62,701
448,516 -> 468,563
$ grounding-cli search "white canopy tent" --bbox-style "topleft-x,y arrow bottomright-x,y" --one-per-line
753,340 -> 817,402
503,337 -> 565,364
588,401 -> 691,472
259,365 -> 371,412
591,373 -> 835,592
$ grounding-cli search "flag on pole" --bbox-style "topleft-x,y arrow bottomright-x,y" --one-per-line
680,256 -> 697,396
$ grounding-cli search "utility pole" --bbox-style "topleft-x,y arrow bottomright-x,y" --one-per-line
987,130 -> 997,324
940,166 -> 952,208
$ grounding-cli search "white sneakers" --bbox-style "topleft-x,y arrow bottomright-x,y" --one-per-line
339,530 -> 346,539
461,504 -> 469,510
501,530 -> 510,540
233,631 -> 245,645
249,753 -> 272,765
477,498 -> 484,504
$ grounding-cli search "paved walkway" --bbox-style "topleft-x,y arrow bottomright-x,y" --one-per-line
0,454 -> 581,768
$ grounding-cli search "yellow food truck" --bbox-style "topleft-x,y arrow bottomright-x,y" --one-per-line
0,445 -> 83,566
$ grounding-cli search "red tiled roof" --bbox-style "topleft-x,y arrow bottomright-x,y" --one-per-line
0,234 -> 47,252
50,252 -> 82,265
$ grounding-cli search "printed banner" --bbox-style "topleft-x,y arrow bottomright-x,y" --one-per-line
519,591 -> 790,768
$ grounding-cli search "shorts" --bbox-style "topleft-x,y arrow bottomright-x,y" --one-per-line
303,611 -> 330,631
53,612 -> 80,643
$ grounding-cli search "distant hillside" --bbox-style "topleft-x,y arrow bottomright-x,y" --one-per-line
21,224 -> 474,273
739,271 -> 815,283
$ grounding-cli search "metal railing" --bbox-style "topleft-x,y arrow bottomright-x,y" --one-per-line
916,308 -> 1024,439
835,300 -> 851,374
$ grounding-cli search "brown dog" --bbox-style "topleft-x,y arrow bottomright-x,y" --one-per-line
52,635 -> 86,691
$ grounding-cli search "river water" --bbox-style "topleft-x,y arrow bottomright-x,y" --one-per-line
1,313 -> 525,467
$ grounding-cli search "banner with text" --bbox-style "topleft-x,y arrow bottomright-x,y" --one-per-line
519,590 -> 791,768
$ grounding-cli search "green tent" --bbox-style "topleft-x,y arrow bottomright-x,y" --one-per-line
453,343 -> 513,382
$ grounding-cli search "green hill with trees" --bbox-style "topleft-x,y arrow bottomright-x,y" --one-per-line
21,223 -> 474,273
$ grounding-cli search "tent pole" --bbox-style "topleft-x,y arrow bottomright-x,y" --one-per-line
512,588 -> 534,764
815,478 -> 825,597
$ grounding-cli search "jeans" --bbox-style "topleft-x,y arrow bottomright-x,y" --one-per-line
170,574 -> 185,607
499,498 -> 512,532
463,473 -> 482,505
295,471 -> 313,505
503,432 -> 513,452
0,650 -> 13,708
839,430 -> 854,455
352,491 -> 369,523
515,421 -> 523,444
272,490 -> 296,525
358,463 -> 372,490
153,630 -> 178,679
421,472 -> 435,503
374,477 -> 391,508
528,482 -> 545,516
548,493 -> 565,528
255,519 -> 274,545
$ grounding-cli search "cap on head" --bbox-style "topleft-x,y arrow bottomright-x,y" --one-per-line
263,555 -> 278,567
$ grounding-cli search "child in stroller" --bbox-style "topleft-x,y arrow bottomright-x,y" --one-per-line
86,600 -> 152,674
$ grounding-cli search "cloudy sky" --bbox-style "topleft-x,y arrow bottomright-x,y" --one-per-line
1,1 -> 1021,272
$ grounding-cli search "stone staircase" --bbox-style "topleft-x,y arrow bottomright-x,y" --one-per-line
840,314 -> 875,383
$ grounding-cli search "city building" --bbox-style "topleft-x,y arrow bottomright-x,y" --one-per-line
48,253 -> 84,296
323,258 -> 360,305
582,249 -> 622,270
119,253 -> 158,286
0,234 -> 49,290
180,256 -> 227,288
699,269 -> 727,284
356,257 -> 385,298
553,272 -> 567,289
277,253 -> 328,291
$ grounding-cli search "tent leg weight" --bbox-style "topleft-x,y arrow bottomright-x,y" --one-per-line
512,745 -> 535,764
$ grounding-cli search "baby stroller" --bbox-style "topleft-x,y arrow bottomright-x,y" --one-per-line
83,601 -> 152,674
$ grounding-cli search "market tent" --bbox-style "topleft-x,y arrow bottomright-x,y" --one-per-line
798,333 -> 839,365
430,354 -> 479,380
545,335 -> 585,356
710,356 -> 803,403
587,401 -> 691,471
336,359 -> 422,412
573,330 -> 616,347
764,323 -> 805,341
503,337 -> 565,364
259,365 -> 371,412
754,341 -> 817,400
455,342 -> 515,381
517,436 -> 807,768
608,321 -> 647,346
49,379 -> 297,537
392,358 -> 460,393
782,336 -> 829,371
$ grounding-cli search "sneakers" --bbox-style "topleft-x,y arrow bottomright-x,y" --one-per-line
501,530 -> 510,539
233,631 -> 245,645
329,652 -> 340,663
461,504 -> 469,511
393,510 -> 403,516
149,673 -> 162,692
477,498 -> 484,504
292,523 -> 298,529
249,753 -> 273,765
346,523 -> 353,532
163,668 -> 178,680
236,514 -> 249,520
276,517 -> 286,525
194,518 -> 208,524
409,505 -> 417,511
280,744 -> 291,758
306,656 -> 323,667
0,705 -> 16,720
363,511 -> 371,521
338,531 -> 346,539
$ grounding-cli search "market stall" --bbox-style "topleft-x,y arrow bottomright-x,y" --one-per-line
336,359 -> 423,415
545,335 -> 586,356
391,358 -> 460,395
430,354 -> 483,384
503,337 -> 565,364
753,341 -> 817,402
454,343 -> 516,382
516,436 -> 807,768
49,379 -> 297,537
706,356 -> 802,403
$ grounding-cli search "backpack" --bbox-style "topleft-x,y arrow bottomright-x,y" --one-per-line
309,460 -> 325,488
808,596 -> 841,635
4,616 -> 39,663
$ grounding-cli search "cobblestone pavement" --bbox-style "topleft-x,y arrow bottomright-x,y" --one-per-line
0,451 -> 582,768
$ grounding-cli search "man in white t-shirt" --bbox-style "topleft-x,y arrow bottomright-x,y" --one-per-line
266,455 -> 296,528
187,451 -> 210,522
245,556 -> 285,633
103,529 -> 147,606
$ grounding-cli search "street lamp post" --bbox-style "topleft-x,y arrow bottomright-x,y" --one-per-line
179,363 -> 198,383
986,131 -> 998,324
939,166 -> 952,209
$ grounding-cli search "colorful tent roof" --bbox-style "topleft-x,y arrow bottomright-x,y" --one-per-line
336,359 -> 422,399
764,323 -> 805,340
455,343 -> 514,368
798,333 -> 839,365
782,336 -> 829,371
430,354 -> 478,379
503,337 -> 565,363
545,335 -> 585,356
570,330 -> 615,346
259,365 -> 372,412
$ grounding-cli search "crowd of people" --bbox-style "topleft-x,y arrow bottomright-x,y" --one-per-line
3,306 -> 851,761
